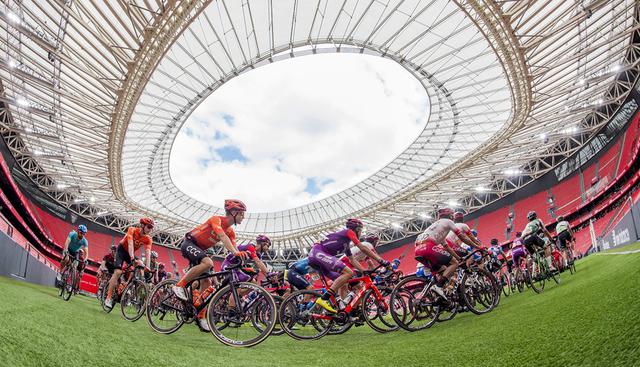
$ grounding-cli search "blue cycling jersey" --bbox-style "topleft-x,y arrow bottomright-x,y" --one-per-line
290,257 -> 311,275
67,231 -> 88,253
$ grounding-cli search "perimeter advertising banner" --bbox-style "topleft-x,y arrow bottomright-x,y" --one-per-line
598,200 -> 640,250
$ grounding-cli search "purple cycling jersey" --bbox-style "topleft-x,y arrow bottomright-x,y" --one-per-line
316,229 -> 357,257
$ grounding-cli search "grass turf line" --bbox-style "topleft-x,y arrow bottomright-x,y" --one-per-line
1,245 -> 639,367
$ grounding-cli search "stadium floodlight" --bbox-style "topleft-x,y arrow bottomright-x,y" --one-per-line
391,222 -> 402,229
503,168 -> 521,176
33,150 -> 43,156
7,12 -> 21,24
73,198 -> 86,203
8,60 -> 17,68
24,127 -> 32,133
579,78 -> 585,85
90,196 -> 96,203
475,186 -> 488,192
96,211 -> 109,216
17,98 -> 28,106
562,126 -> 579,134
447,200 -> 459,207
612,64 -> 621,72
597,99 -> 603,105
56,183 -> 68,189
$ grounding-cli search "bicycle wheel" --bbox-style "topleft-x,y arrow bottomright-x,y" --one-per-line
146,279 -> 185,334
251,295 -> 286,336
527,258 -> 545,294
569,254 -> 576,274
362,289 -> 398,333
516,272 -> 525,293
460,269 -> 497,315
501,273 -> 511,297
207,282 -> 276,347
61,268 -> 74,301
389,276 -> 439,332
279,290 -> 333,340
121,280 -> 149,322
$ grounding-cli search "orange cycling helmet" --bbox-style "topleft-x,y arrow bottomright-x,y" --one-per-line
140,217 -> 154,228
224,199 -> 247,213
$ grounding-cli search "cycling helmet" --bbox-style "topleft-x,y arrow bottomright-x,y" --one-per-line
151,251 -> 158,258
206,247 -> 215,256
77,224 -> 87,234
516,231 -> 522,237
557,215 -> 564,222
490,238 -> 499,246
346,218 -> 364,231
110,244 -> 116,251
527,211 -> 537,221
256,234 -> 271,245
437,207 -> 454,219
140,217 -> 154,228
364,233 -> 380,247
453,211 -> 464,222
158,262 -> 165,268
471,229 -> 478,237
224,199 -> 247,213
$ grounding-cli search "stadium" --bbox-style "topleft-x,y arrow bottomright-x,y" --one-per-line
0,0 -> 639,365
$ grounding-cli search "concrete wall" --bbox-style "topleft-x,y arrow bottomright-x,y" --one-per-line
0,232 -> 57,287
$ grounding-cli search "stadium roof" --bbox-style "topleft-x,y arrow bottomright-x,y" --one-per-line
1,1 -> 639,256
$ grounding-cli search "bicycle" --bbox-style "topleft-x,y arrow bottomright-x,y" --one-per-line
58,253 -> 82,301
564,245 -> 577,275
527,245 -> 560,293
102,260 -> 149,322
389,250 -> 498,332
146,259 -> 276,348
278,264 -> 396,340
96,271 -> 111,303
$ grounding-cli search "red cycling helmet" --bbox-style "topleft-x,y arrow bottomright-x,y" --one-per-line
346,218 -> 364,231
224,199 -> 247,213
256,234 -> 271,245
453,211 -> 464,222
438,207 -> 454,219
158,262 -> 165,268
140,217 -> 154,228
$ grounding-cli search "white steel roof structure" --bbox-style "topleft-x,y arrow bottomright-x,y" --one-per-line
1,1 -> 639,258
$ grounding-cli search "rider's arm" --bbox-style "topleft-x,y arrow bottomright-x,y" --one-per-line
63,234 -> 71,253
348,255 -> 367,272
541,223 -> 554,242
348,230 -> 384,264
254,258 -> 270,277
144,247 -> 151,269
442,239 -> 462,261
124,227 -> 136,260
218,230 -> 243,257
84,244 -> 89,261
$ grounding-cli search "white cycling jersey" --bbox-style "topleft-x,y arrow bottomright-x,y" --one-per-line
446,222 -> 472,247
340,241 -> 375,263
416,218 -> 460,245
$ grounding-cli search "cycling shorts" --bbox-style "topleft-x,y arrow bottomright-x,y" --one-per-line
512,247 -> 527,268
180,237 -> 207,267
557,231 -> 573,250
414,238 -> 452,271
114,244 -> 134,269
523,235 -> 545,255
308,245 -> 346,280
286,268 -> 310,290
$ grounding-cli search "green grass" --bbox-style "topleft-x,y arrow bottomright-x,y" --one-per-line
1,246 -> 640,367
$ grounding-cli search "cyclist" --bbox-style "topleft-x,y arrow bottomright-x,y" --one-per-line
309,218 -> 389,313
221,234 -> 272,283
104,218 -> 154,309
555,216 -> 575,266
97,245 -> 116,291
57,224 -> 89,286
171,199 -> 249,331
156,262 -> 168,283
521,211 -> 556,271
487,238 -> 508,272
339,233 -> 379,271
145,251 -> 159,284
414,208 -> 484,298
446,212 -> 483,266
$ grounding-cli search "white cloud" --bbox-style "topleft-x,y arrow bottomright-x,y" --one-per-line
170,53 -> 429,212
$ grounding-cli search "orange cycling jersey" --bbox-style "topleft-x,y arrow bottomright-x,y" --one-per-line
120,227 -> 152,252
188,215 -> 236,250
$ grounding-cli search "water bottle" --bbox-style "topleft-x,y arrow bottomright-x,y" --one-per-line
342,291 -> 355,306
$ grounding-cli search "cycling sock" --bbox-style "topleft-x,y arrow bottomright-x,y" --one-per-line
321,289 -> 335,301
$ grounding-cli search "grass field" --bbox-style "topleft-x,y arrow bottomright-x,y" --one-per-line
1,245 -> 639,367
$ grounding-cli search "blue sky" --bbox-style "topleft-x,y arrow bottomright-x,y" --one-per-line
170,53 -> 429,212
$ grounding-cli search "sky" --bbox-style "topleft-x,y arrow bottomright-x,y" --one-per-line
170,53 -> 429,213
